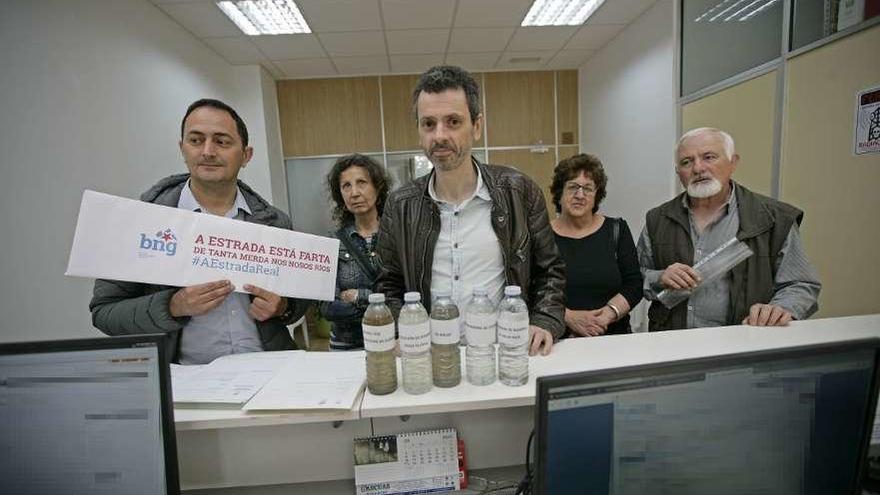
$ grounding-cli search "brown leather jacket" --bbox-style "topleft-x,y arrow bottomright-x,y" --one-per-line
375,159 -> 566,338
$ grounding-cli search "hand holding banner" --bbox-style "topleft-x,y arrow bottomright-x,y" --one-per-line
66,190 -> 339,301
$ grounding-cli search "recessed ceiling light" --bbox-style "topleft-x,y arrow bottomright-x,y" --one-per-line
216,0 -> 311,35
509,56 -> 543,64
521,0 -> 606,26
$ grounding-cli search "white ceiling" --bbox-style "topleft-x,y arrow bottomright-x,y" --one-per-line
149,0 -> 658,79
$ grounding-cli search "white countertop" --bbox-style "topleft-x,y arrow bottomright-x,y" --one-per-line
175,314 -> 880,429
174,394 -> 362,431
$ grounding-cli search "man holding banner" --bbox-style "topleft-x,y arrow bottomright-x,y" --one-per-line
89,99 -> 310,364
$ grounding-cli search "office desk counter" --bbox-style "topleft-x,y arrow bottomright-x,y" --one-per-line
362,313 -> 880,418
174,400 -> 361,431
177,314 -> 880,491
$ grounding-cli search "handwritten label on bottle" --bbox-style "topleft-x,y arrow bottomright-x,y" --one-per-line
431,318 -> 461,345
465,314 -> 496,346
363,323 -> 395,352
497,313 -> 529,347
399,322 -> 431,354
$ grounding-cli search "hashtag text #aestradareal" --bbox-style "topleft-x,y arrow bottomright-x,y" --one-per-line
192,256 -> 280,276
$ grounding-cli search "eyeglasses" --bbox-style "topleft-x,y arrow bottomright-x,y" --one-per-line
563,183 -> 596,195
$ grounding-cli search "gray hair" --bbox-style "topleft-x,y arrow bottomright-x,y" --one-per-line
677,127 -> 736,162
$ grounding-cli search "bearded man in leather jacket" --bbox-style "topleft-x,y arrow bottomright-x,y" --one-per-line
375,66 -> 565,355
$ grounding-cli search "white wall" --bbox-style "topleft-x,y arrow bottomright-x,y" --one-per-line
0,0 -> 277,342
578,0 -> 677,329
259,66 -> 290,214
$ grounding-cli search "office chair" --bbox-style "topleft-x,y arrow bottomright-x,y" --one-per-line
288,315 -> 309,350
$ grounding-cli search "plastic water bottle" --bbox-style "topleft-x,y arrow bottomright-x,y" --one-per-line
497,285 -> 529,386
465,287 -> 497,386
398,292 -> 432,394
362,293 -> 397,395
459,297 -> 468,347
430,289 -> 461,388
459,316 -> 468,347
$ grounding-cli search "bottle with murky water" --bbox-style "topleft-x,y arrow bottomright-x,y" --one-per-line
398,291 -> 433,394
362,293 -> 398,395
430,289 -> 461,388
497,285 -> 529,386
465,286 -> 497,386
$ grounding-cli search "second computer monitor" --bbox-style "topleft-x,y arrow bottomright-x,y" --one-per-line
534,339 -> 880,495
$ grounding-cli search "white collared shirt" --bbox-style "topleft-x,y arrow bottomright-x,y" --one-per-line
177,180 -> 263,365
429,165 -> 505,315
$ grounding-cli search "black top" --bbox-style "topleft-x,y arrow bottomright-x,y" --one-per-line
553,217 -> 643,335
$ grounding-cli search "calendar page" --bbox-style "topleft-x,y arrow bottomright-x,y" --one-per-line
354,428 -> 460,495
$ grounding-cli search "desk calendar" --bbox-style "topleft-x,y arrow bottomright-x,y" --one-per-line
354,428 -> 460,494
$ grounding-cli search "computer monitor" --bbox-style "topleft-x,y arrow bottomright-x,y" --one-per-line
534,339 -> 880,495
0,334 -> 179,495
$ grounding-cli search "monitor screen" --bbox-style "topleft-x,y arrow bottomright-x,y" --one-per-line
0,334 -> 179,495
534,340 -> 880,495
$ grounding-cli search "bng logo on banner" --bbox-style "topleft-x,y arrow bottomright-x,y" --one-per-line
138,228 -> 178,257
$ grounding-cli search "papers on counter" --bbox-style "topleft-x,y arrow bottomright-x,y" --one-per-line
171,351 -> 297,408
245,351 -> 366,411
169,362 -> 204,382
170,350 -> 366,412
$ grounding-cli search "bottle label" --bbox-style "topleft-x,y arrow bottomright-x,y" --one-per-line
497,313 -> 529,347
431,318 -> 461,345
465,314 -> 496,346
363,323 -> 395,352
399,322 -> 431,354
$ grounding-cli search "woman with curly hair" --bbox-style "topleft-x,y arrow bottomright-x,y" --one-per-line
550,154 -> 642,336
320,154 -> 392,350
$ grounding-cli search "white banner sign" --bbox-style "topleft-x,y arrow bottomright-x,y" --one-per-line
66,190 -> 339,301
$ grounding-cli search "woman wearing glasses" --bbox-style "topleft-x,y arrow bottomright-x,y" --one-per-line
549,154 -> 643,336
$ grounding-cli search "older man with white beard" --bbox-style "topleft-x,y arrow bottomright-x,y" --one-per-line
637,127 -> 820,331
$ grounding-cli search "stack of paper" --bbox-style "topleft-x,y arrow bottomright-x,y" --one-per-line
244,351 -> 367,411
170,350 -> 367,412
171,351 -> 299,408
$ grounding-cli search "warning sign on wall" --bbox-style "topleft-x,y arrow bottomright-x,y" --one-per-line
854,85 -> 880,155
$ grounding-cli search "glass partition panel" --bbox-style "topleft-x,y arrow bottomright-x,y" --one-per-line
385,150 -> 488,192
285,154 -> 385,236
287,150 -> 490,237
792,0 -> 879,50
385,152 -> 422,193
681,0 -> 784,95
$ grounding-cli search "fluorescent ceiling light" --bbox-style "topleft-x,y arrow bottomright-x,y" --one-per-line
216,0 -> 311,35
521,0 -> 606,26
